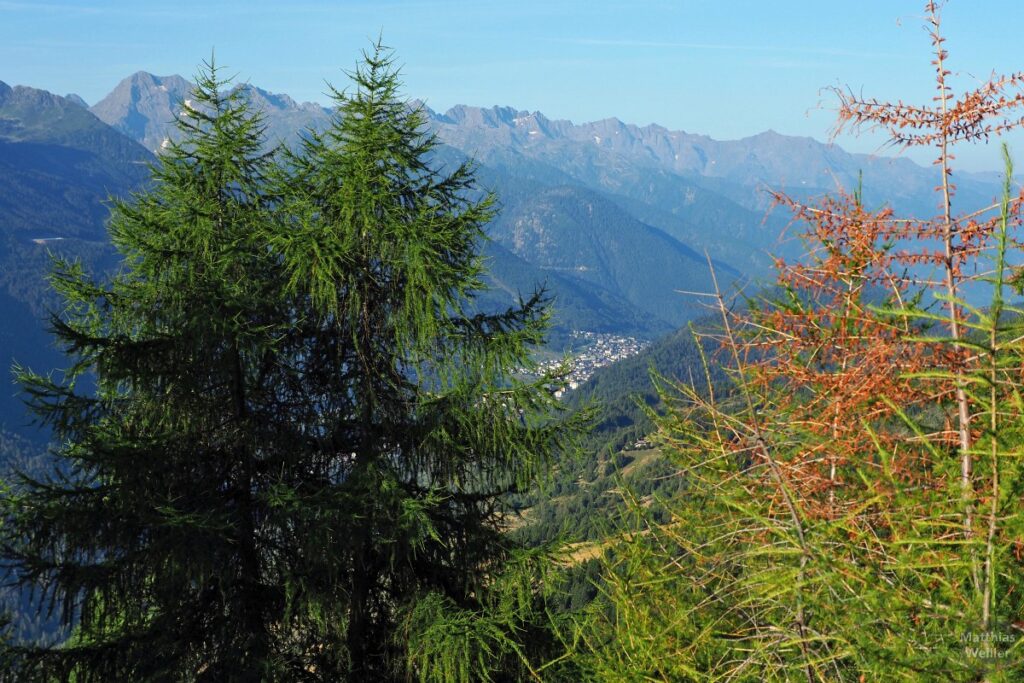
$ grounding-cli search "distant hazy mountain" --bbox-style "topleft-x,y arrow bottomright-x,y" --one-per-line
231,83 -> 331,146
90,72 -> 331,153
64,93 -> 88,109
426,104 -> 1001,217
489,184 -> 736,326
83,69 -> 1017,328
0,78 -> 691,438
89,71 -> 193,154
478,241 -> 671,340
0,81 -> 150,441
90,73 -> 1005,266
16,69 -> 1007,342
427,105 -> 791,269
0,80 -> 152,239
90,73 -> 1004,218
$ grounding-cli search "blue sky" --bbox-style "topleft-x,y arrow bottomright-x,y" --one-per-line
3,0 -> 1023,171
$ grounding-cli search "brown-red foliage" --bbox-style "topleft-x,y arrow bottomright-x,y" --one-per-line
725,0 -> 1024,522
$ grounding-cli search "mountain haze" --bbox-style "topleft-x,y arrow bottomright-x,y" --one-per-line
489,184 -> 736,326
89,72 -> 193,154
2,69 -> 1009,447
90,72 -> 331,153
90,73 -> 1005,271
427,103 -> 1002,215
0,80 -> 151,239
0,81 -> 150,440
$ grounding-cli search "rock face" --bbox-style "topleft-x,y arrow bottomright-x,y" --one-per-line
90,73 -> 332,153
231,83 -> 332,146
90,71 -> 194,153
89,71 -> 1000,225
64,93 -> 89,108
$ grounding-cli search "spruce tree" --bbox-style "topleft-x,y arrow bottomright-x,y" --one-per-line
2,47 -> 575,682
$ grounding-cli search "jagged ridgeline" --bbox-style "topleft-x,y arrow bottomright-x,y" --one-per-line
1,61 -> 1010,447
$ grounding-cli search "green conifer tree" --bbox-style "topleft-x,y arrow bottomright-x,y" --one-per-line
1,46 -> 577,682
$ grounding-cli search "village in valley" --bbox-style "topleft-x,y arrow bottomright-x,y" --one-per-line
532,331 -> 648,400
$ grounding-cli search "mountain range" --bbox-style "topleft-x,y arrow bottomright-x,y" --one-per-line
0,70 -> 1010,443
90,71 -> 333,154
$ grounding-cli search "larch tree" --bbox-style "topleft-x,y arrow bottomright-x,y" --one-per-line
1,46 -> 577,682
575,2 -> 1024,681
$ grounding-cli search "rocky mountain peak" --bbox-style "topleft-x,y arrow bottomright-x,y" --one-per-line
90,72 -> 192,152
91,73 -> 335,152
235,83 -> 294,109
